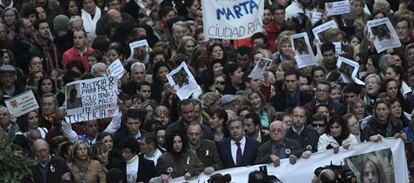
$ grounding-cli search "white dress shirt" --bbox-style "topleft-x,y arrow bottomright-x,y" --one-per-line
230,136 -> 246,165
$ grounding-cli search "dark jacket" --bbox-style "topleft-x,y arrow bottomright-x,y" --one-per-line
22,156 -> 69,183
304,99 -> 346,117
121,155 -> 158,183
271,89 -> 313,112
286,126 -> 319,153
166,119 -> 214,141
193,139 -> 222,170
255,138 -> 304,164
156,150 -> 204,178
113,127 -> 148,150
217,136 -> 259,169
361,117 -> 403,142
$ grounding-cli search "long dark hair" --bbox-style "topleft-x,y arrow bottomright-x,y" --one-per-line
326,115 -> 350,144
164,131 -> 188,156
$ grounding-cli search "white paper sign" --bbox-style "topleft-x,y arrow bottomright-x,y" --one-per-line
5,90 -> 39,117
201,0 -> 264,40
336,56 -> 365,85
248,58 -> 273,80
167,62 -> 200,100
310,11 -> 322,25
65,76 -> 118,123
312,20 -> 338,43
128,39 -> 150,60
172,138 -> 408,183
291,32 -> 316,68
367,17 -> 401,53
325,0 -> 350,16
107,59 -> 125,79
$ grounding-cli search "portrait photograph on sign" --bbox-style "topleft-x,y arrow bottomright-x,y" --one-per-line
291,32 -> 316,68
312,20 -> 338,43
367,17 -> 401,53
65,84 -> 82,110
248,58 -> 272,80
345,148 -> 395,183
167,62 -> 200,100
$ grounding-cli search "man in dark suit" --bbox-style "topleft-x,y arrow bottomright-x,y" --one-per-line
271,70 -> 313,112
120,137 -> 158,183
217,117 -> 259,169
255,120 -> 304,166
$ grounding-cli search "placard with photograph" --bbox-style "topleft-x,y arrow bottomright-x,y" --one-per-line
167,62 -> 200,100
65,76 -> 119,123
312,20 -> 338,43
345,148 -> 395,183
291,32 -> 316,69
128,39 -> 150,60
367,17 -> 401,53
248,58 -> 273,80
336,56 -> 365,85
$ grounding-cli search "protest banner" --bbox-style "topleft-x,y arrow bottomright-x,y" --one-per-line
291,32 -> 316,68
325,0 -> 350,16
201,0 -> 264,40
65,76 -> 118,123
336,56 -> 365,85
367,17 -> 401,53
167,62 -> 200,100
107,59 -> 125,79
128,39 -> 150,60
248,58 -> 272,80
172,138 -> 408,183
312,20 -> 338,43
5,90 -> 39,117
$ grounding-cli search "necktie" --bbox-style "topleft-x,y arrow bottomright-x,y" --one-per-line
236,142 -> 242,166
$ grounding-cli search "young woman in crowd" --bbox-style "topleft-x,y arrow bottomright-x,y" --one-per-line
317,116 -> 359,153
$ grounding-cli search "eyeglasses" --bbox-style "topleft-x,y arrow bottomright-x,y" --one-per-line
312,123 -> 325,127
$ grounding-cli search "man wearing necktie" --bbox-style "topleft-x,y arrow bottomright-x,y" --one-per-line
217,118 -> 259,168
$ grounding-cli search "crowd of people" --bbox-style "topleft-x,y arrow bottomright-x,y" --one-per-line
0,0 -> 414,182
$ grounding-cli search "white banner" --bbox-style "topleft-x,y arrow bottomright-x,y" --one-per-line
172,138 -> 408,183
201,0 -> 264,40
65,76 -> 118,123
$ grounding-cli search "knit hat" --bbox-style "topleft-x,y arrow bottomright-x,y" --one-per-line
53,15 -> 70,32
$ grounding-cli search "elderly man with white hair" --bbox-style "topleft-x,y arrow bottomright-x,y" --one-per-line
91,62 -> 107,77
255,120 -> 305,166
130,62 -> 146,83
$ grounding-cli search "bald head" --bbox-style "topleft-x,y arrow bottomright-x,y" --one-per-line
33,139 -> 51,163
91,62 -> 107,77
107,9 -> 122,23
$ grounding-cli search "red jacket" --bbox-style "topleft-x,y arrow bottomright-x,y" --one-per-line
62,47 -> 94,70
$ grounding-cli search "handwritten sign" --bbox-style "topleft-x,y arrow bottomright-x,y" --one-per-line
128,39 -> 150,60
325,0 -> 350,16
107,59 -> 125,79
65,76 -> 118,123
167,62 -> 199,100
5,90 -> 39,117
201,0 -> 264,40
367,17 -> 401,53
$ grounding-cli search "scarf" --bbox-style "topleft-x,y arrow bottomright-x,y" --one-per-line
81,7 -> 101,37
